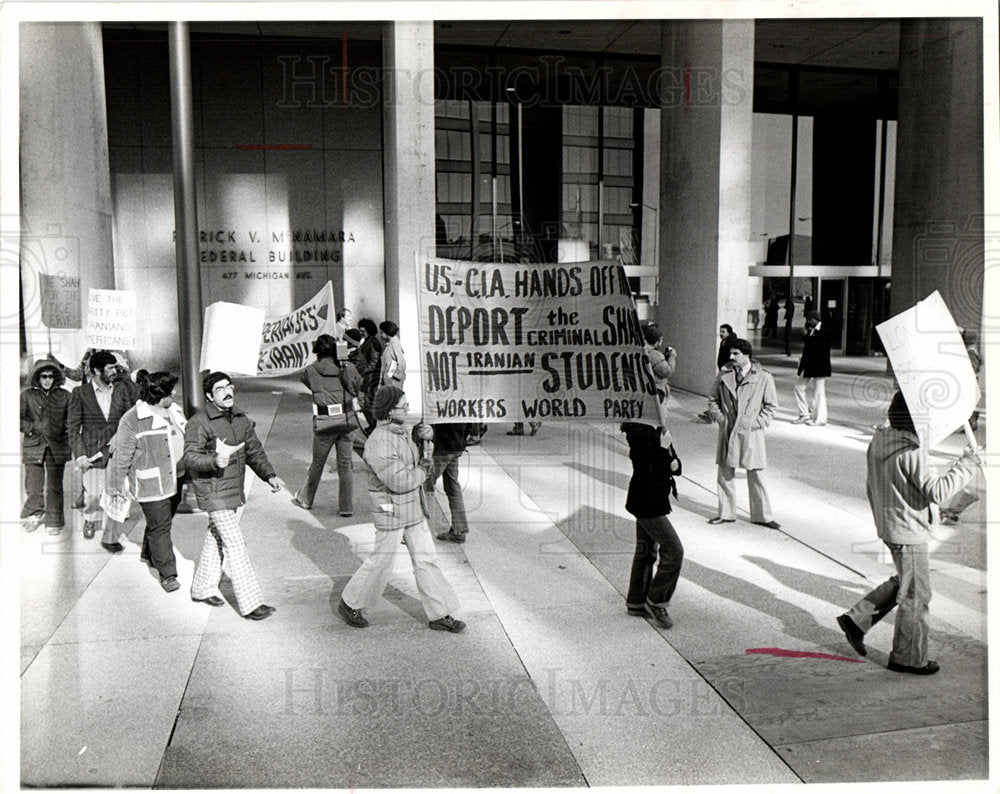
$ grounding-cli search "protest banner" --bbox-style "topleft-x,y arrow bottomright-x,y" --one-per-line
86,289 -> 136,348
257,281 -> 338,376
875,290 -> 980,447
39,273 -> 81,328
416,257 -> 659,425
199,301 -> 266,376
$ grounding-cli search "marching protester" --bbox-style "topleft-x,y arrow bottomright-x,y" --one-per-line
706,339 -> 781,529
105,371 -> 187,592
67,349 -> 135,548
836,391 -> 981,674
378,320 -> 406,388
352,317 -> 384,429
338,386 -> 465,632
291,334 -> 364,516
20,359 -> 72,535
334,308 -> 354,340
793,310 -> 831,426
184,372 -> 285,620
621,421 -> 684,629
425,422 -> 472,544
643,323 -> 677,403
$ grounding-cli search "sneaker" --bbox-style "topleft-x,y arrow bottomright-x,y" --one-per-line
160,576 -> 180,593
338,599 -> 369,628
887,660 -> 940,675
291,493 -> 311,510
22,515 -> 43,533
436,530 -> 466,544
644,604 -> 673,629
836,614 -> 867,656
792,416 -> 810,425
429,615 -> 466,633
83,521 -> 98,539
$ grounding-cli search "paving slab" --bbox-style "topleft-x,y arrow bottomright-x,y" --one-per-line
20,635 -> 202,787
773,720 -> 989,783
155,618 -> 585,788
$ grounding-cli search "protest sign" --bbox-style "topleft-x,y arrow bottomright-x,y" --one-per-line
416,257 -> 659,425
257,281 -> 338,376
199,301 -> 266,375
86,289 -> 136,348
875,290 -> 980,447
39,273 -> 81,328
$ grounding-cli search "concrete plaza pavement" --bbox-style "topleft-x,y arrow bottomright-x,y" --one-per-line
15,353 -> 990,788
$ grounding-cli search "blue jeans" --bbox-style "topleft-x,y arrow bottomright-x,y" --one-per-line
626,515 -> 684,608
139,486 -> 183,579
846,542 -> 931,667
424,451 -> 469,535
300,426 -> 354,513
21,448 -> 65,527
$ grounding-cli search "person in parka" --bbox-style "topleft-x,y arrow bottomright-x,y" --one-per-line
836,391 -> 981,674
706,339 -> 781,529
183,371 -> 285,620
21,359 -> 72,534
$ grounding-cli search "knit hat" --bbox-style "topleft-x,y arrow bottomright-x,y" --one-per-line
372,385 -> 405,420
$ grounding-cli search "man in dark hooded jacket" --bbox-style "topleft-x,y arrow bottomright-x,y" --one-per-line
21,360 -> 72,534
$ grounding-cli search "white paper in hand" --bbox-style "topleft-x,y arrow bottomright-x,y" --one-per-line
100,490 -> 131,523
215,438 -> 245,456
199,301 -> 265,375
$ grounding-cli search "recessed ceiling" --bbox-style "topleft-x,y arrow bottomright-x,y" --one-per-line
105,18 -> 902,70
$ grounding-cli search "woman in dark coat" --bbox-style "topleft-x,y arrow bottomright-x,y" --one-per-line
20,360 -> 72,534
621,422 -> 684,629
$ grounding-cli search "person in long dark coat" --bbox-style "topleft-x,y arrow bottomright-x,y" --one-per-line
21,360 -> 72,534
793,310 -> 832,426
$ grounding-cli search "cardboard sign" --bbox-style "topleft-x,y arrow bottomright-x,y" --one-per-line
416,257 -> 659,425
199,301 -> 266,376
86,289 -> 136,348
257,281 -> 338,376
875,290 -> 980,446
39,273 -> 81,328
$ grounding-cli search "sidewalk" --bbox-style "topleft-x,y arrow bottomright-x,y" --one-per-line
16,374 -> 988,788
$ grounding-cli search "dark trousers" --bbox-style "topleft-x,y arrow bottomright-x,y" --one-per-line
21,449 -> 66,528
425,452 -> 469,535
139,487 -> 183,579
626,515 -> 684,608
300,426 -> 354,513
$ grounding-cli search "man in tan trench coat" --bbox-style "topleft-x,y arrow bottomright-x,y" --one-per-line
706,339 -> 781,529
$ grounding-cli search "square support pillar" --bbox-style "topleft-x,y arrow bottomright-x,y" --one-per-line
381,21 -> 436,413
656,20 -> 754,394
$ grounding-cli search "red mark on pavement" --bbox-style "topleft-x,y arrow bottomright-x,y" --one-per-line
746,647 -> 863,663
238,144 -> 313,150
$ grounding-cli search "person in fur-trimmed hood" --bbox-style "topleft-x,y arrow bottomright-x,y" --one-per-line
20,359 -> 72,534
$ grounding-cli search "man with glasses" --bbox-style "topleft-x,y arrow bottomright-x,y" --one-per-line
21,360 -> 72,534
67,349 -> 135,546
183,372 -> 285,620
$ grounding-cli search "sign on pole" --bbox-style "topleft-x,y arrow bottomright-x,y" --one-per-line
86,289 -> 137,349
415,257 -> 659,425
257,281 -> 338,376
199,301 -> 266,376
875,290 -> 980,446
39,273 -> 81,328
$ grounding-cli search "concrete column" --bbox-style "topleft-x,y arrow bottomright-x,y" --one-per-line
891,19 -> 984,333
656,20 -> 755,394
19,22 -> 114,368
381,21 -> 436,413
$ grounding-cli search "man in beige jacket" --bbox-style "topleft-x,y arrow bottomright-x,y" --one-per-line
836,391 -> 980,674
